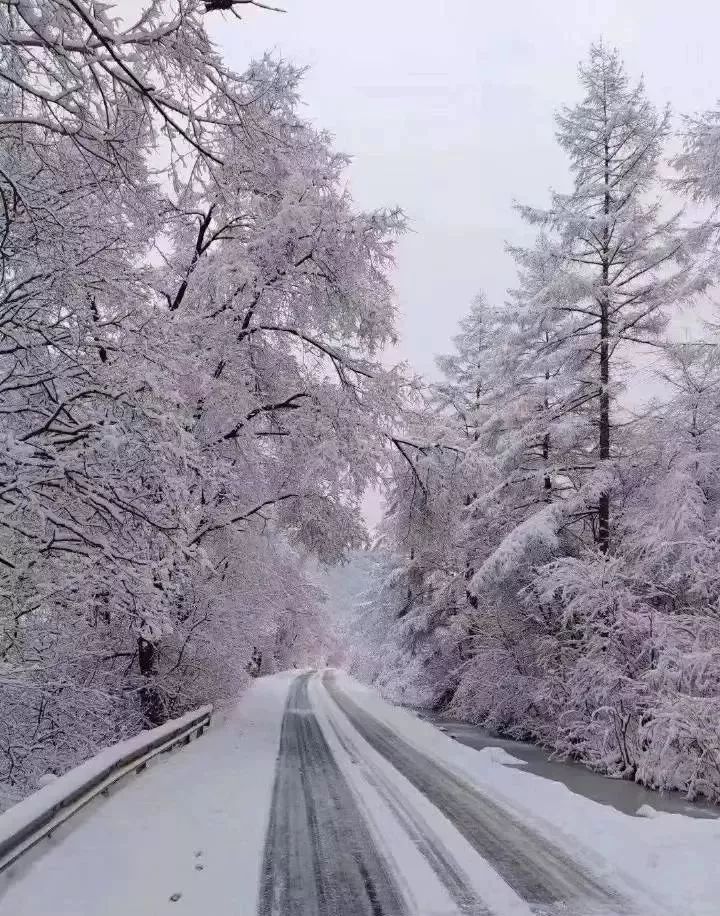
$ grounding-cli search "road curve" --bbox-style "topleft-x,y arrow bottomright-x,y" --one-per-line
256,672 -> 405,916
323,670 -> 625,916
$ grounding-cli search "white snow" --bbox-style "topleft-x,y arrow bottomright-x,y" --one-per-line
475,745 -> 528,767
329,670 -> 720,916
312,675 -> 535,916
3,668 -> 720,916
0,705 -> 213,854
35,775 -> 58,790
0,676 -> 294,916
311,676 -> 461,916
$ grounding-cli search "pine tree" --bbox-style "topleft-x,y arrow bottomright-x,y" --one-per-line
518,44 -> 703,553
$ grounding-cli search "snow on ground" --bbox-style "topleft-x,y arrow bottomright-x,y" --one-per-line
330,670 -> 720,916
0,672 -> 296,916
3,667 -> 720,916
313,684 -> 462,915
312,675 -> 535,916
0,704 -> 213,851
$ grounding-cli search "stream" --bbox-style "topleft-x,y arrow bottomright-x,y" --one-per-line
418,711 -> 718,820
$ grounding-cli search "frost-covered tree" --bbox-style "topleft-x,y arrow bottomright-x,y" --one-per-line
372,295 -> 549,709
0,1 -> 405,807
674,101 -> 720,207
368,44 -> 720,804
518,44 -> 704,553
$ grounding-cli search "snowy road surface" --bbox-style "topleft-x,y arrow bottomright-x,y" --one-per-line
257,672 -> 404,916
2,670 -> 719,916
323,672 -> 618,913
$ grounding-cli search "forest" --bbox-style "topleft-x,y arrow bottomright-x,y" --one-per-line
1,0 -> 720,812
0,0 -> 406,808
351,48 -> 720,803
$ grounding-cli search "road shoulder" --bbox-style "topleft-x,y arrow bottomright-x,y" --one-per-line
0,672 -> 296,916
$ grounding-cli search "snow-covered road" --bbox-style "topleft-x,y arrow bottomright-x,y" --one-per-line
2,670 -> 720,916
322,671 -> 619,914
257,672 -> 404,916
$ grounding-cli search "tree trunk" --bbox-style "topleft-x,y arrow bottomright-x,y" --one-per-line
543,331 -> 552,501
598,301 -> 610,554
465,561 -> 479,610
598,128 -> 611,555
542,431 -> 552,500
138,636 -> 165,727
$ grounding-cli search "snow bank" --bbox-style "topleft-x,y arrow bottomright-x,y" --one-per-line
477,745 -> 528,767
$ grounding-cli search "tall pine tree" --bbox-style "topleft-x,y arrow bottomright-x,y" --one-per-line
518,45 -> 703,553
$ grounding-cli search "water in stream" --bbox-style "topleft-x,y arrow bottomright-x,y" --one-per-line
418,711 -> 718,820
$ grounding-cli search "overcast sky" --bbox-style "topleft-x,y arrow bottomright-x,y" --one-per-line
208,0 -> 720,378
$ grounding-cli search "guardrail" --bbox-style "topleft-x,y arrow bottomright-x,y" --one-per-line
0,704 -> 213,874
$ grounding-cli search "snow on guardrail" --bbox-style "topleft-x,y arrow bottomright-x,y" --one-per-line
0,704 -> 213,873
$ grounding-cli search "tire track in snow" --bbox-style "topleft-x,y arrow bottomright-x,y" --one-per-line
257,672 -> 406,916
323,671 -> 626,915
320,700 -> 491,916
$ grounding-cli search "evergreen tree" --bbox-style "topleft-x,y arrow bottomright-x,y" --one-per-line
518,44 -> 703,552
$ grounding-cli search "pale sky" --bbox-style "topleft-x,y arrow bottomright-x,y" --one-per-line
208,0 -> 720,378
